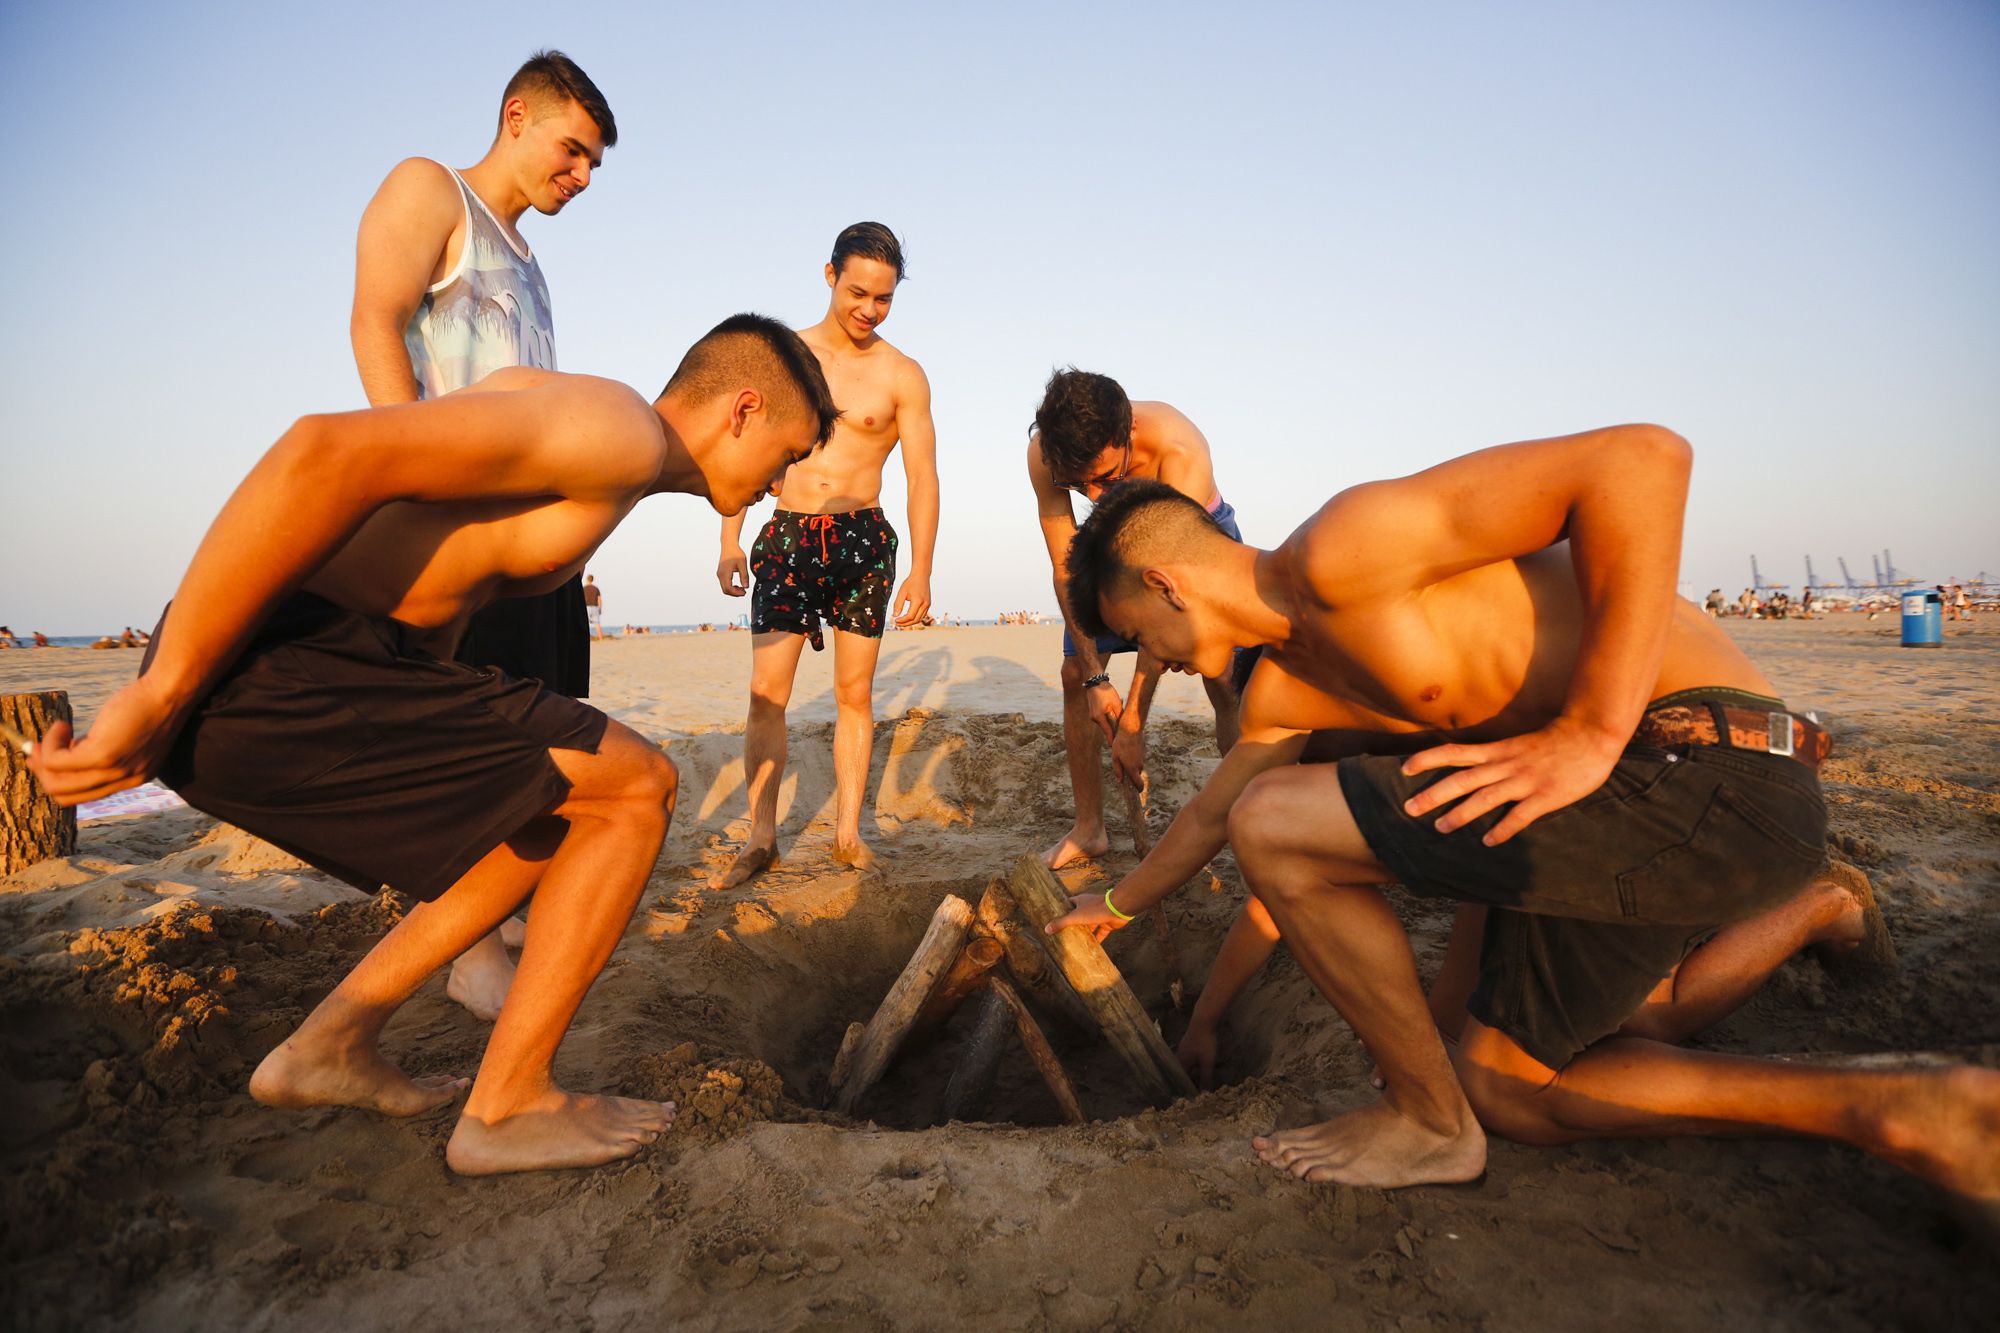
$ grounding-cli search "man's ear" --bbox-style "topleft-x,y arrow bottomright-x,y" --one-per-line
501,96 -> 529,138
729,388 -> 764,438
824,262 -> 838,290
1142,567 -> 1186,611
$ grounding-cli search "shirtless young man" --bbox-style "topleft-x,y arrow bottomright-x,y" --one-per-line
1049,427 -> 1999,1213
1029,370 -> 1245,869
350,49 -> 615,1020
27,315 -> 838,1175
709,223 -> 940,889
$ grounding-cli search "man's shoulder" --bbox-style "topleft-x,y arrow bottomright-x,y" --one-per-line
373,157 -> 461,209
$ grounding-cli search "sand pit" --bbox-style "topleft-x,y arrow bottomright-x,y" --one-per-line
3,621 -> 1998,1329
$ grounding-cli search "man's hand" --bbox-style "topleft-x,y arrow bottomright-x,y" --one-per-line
1045,891 -> 1130,944
25,677 -> 185,806
717,549 -> 749,597
1177,1018 -> 1219,1090
1110,719 -> 1146,791
1085,681 -> 1123,742
892,573 -> 932,627
1400,715 -> 1625,845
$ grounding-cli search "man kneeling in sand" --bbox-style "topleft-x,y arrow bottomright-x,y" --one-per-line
28,314 -> 837,1175
1050,427 -> 1997,1210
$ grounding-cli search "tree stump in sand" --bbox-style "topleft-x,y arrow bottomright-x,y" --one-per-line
2,691 -> 76,874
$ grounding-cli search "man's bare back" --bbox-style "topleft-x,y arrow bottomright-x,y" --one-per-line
307,370 -> 667,638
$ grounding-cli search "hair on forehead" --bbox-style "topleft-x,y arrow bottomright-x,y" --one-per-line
1034,368 -> 1132,480
663,313 -> 841,446
831,221 -> 906,280
1066,479 -> 1229,639
501,49 -> 618,147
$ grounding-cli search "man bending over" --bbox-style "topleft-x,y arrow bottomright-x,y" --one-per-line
29,315 -> 837,1176
710,223 -> 940,888
1050,429 -> 1997,1214
1029,369 -> 1246,868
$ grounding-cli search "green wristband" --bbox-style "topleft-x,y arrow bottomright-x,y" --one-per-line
1102,886 -> 1134,922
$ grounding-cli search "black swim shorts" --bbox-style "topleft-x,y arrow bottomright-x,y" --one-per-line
456,574 -> 590,698
1337,690 -> 1828,1071
750,507 -> 899,651
144,592 -> 608,901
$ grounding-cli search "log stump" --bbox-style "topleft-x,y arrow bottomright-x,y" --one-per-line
2,691 -> 76,874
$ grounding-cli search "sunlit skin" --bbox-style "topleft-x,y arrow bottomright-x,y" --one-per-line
26,364 -> 817,1175
1047,426 -> 2000,1214
1028,400 -> 1240,869
710,254 -> 941,890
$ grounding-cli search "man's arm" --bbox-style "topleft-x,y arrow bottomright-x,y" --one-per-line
1028,437 -> 1121,737
891,361 -> 939,627
717,509 -> 753,597
29,381 -> 654,802
351,158 -> 462,406
1312,423 -> 1694,844
1109,648 -> 1163,788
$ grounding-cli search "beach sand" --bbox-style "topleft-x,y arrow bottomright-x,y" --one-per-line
2,618 -> 1995,1329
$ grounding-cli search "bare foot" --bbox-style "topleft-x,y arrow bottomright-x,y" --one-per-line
709,842 -> 778,891
498,915 -> 527,949
832,836 -> 878,874
250,1031 -> 467,1116
446,931 -> 517,1022
1041,825 -> 1110,870
445,1089 -> 677,1175
1252,1098 -> 1486,1188
1810,861 -> 1897,976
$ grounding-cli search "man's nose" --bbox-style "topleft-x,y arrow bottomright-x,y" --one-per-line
573,161 -> 591,190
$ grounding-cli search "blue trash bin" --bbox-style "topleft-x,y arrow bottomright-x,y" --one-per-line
1901,591 -> 1943,647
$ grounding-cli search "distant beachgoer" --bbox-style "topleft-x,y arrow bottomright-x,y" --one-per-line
0,625 -> 15,648
1028,369 -> 1246,870
350,50 -> 615,1020
33,631 -> 49,648
1956,584 -> 1971,618
1704,589 -> 1724,617
28,315 -> 833,1175
711,223 -> 941,890
582,575 -> 604,639
1049,429 -> 1996,1214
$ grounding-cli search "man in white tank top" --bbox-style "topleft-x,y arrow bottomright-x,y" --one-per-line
349,50 -> 616,1022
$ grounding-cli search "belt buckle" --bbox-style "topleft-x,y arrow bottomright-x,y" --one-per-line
1767,711 -> 1795,757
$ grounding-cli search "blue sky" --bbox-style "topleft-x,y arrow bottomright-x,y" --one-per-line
2,0 -> 1995,633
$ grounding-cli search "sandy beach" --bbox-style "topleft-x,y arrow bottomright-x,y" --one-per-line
2,616 -> 1995,1330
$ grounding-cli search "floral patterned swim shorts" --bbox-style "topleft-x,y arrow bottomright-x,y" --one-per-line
750,507 -> 900,650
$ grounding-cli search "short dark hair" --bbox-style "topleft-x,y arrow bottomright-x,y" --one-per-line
1034,368 -> 1132,480
664,313 -> 840,446
501,50 -> 618,147
831,222 -> 906,280
1065,479 -> 1226,638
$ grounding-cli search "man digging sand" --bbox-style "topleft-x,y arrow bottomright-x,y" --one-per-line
1050,425 -> 1999,1227
27,314 -> 837,1175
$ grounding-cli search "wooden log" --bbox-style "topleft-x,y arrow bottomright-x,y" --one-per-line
988,974 -> 1086,1125
973,878 -> 1094,1032
829,1021 -> 867,1093
832,893 -> 976,1115
915,937 -> 1005,1031
1004,853 -> 1196,1103
2,692 -> 77,875
938,988 -> 1013,1124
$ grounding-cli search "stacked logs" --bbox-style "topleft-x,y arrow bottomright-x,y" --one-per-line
827,853 -> 1196,1125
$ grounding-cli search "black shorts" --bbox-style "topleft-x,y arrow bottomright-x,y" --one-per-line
456,575 -> 590,698
144,593 -> 608,901
749,508 -> 899,651
1338,692 -> 1828,1070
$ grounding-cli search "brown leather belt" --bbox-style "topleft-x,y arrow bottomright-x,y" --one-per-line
1634,704 -> 1830,771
